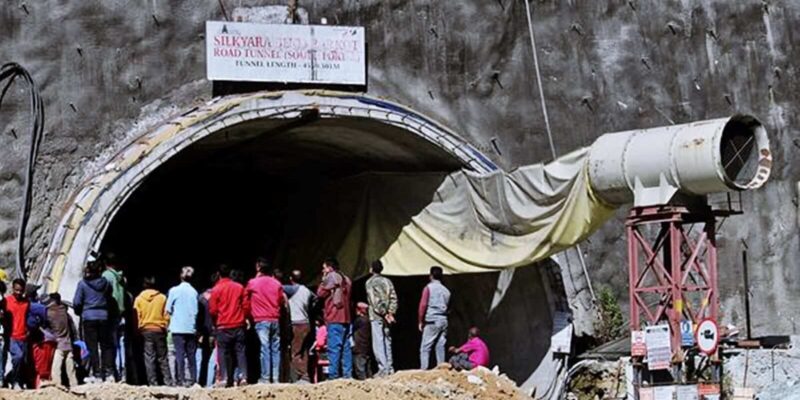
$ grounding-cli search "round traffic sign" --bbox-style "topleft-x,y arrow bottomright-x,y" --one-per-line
695,318 -> 719,355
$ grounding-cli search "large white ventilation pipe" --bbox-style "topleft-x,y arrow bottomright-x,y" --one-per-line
588,114 -> 772,206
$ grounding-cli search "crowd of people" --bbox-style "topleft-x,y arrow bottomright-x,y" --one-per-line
0,255 -> 490,389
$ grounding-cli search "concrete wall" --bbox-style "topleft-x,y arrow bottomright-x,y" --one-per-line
0,0 -> 798,336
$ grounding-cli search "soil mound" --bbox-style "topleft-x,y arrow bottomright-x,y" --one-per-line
0,365 -> 530,400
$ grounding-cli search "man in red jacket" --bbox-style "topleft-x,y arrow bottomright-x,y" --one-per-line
209,264 -> 250,387
5,279 -> 29,389
316,257 -> 352,379
246,258 -> 287,384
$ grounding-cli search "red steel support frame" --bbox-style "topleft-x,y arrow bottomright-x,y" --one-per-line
627,205 -> 719,361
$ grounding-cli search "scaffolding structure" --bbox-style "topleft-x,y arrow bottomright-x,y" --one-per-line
627,203 -> 728,396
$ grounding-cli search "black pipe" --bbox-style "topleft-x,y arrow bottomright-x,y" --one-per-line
742,248 -> 752,340
0,63 -> 45,280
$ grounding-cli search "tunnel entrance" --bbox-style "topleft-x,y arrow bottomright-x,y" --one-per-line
93,98 -> 484,378
99,111 -> 470,380
99,115 -> 461,290
40,92 -> 559,389
38,91 -> 499,296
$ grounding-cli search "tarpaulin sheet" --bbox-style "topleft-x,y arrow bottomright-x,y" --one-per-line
380,147 -> 617,276
272,147 -> 616,279
271,172 -> 449,280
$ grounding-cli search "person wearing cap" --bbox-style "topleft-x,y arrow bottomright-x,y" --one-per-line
166,266 -> 199,387
352,302 -> 372,380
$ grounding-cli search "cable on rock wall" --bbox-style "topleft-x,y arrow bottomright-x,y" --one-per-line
0,63 -> 45,280
522,0 -> 597,305
521,3 -> 595,398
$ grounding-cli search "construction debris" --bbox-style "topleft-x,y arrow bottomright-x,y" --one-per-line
566,360 -> 627,400
0,365 -> 530,400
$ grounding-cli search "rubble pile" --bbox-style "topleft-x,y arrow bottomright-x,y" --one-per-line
566,360 -> 627,400
0,365 -> 529,400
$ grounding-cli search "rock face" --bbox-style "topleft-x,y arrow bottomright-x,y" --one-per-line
724,338 -> 800,399
0,1 -> 798,337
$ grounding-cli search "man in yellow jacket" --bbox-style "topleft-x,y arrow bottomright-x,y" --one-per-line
134,275 -> 173,386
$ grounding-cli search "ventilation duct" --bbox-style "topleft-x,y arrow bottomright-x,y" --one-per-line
588,114 -> 772,206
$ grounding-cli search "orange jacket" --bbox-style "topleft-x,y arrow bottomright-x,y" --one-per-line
134,289 -> 169,331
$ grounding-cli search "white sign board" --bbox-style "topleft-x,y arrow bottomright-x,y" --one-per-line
206,21 -> 366,85
631,330 -> 646,356
698,383 -> 720,399
639,387 -> 655,400
677,385 -> 699,400
654,386 -> 676,400
645,324 -> 672,370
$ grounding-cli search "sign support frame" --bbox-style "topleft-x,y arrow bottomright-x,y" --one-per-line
626,203 -> 725,398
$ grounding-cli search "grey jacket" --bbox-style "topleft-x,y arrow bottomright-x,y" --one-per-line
423,280 -> 450,323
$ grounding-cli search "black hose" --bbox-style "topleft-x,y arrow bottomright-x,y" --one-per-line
0,63 -> 45,280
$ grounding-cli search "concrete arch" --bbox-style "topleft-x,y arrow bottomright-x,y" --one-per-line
36,90 -> 498,296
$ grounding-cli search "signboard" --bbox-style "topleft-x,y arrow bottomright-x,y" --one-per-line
631,330 -> 647,356
639,387 -> 655,400
696,319 -> 719,355
680,320 -> 695,347
645,324 -> 672,370
206,21 -> 366,85
698,383 -> 720,400
676,385 -> 699,400
550,311 -> 573,354
654,386 -> 676,400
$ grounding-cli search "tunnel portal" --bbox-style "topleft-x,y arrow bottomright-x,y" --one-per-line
37,91 -> 558,384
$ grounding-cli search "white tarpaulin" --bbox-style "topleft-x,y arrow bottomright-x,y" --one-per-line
381,147 -> 617,276
267,147 -> 616,280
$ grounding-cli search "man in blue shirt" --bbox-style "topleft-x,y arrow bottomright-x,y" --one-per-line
166,266 -> 199,387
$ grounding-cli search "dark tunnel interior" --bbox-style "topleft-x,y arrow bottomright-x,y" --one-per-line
98,116 -> 555,384
101,116 -> 461,290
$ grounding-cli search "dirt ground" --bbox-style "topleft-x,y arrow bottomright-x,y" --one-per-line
0,365 -> 530,400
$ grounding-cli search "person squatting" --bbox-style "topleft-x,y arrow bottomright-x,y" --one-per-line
0,256 -> 489,388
